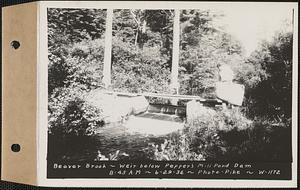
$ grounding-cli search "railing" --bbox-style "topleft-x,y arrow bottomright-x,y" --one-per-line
103,90 -> 223,104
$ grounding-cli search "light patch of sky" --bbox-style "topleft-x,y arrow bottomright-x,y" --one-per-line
211,4 -> 294,56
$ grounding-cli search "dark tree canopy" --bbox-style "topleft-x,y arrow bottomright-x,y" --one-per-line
244,32 -> 293,121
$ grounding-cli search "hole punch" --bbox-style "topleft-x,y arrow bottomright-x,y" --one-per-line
11,144 -> 21,152
10,40 -> 20,49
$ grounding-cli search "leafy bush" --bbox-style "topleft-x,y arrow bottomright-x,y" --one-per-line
49,39 -> 105,93
49,96 -> 104,137
48,38 -> 106,137
111,38 -> 171,93
148,108 -> 252,161
149,107 -> 291,161
179,10 -> 245,98
48,86 -> 104,137
149,135 -> 205,161
219,120 -> 292,161
65,39 -> 105,89
184,108 -> 252,159
239,32 -> 293,121
48,8 -> 106,94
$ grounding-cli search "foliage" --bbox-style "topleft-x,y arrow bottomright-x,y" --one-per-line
48,38 -> 105,93
110,9 -> 246,96
149,135 -> 205,161
218,120 -> 292,161
48,39 -> 106,137
48,8 -> 106,44
48,8 -> 106,94
148,108 -> 252,160
94,150 -> 129,161
240,32 -> 293,121
111,38 -> 171,93
150,107 -> 291,161
48,87 -> 104,137
149,28 -> 293,161
65,39 -> 105,89
182,108 -> 252,159
48,8 -> 107,137
111,9 -> 174,93
113,9 -> 174,59
179,10 -> 245,97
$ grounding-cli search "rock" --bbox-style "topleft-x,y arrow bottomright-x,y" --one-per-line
187,100 -> 217,123
215,82 -> 245,106
187,100 -> 215,123
114,96 -> 134,119
186,100 -> 196,122
130,95 -> 149,115
85,90 -> 132,124
84,90 -> 149,123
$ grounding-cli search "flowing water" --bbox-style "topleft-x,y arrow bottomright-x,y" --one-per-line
50,112 -> 185,161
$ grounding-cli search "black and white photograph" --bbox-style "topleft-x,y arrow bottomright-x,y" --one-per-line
45,2 -> 296,181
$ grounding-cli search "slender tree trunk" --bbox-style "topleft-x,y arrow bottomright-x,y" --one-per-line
103,9 -> 113,88
134,29 -> 138,47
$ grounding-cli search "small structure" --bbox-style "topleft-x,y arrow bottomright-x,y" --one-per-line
215,82 -> 245,106
131,96 -> 149,115
85,90 -> 149,124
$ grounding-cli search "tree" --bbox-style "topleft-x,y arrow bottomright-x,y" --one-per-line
48,8 -> 106,93
111,9 -> 174,92
242,31 -> 293,121
179,10 -> 245,97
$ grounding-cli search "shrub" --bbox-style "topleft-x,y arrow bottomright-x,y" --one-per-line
183,107 -> 291,161
111,38 -> 171,93
148,107 -> 255,161
240,32 -> 292,122
148,133 -> 205,161
48,39 -> 106,138
65,39 -> 105,90
48,87 -> 104,137
219,119 -> 292,161
48,39 -> 105,94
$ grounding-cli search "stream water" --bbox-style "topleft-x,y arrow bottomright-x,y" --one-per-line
49,113 -> 184,161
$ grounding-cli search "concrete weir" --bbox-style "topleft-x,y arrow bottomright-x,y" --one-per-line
85,89 -> 186,135
123,101 -> 186,135
86,89 -> 228,136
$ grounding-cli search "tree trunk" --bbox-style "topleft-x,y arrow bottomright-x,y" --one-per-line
134,29 -> 139,47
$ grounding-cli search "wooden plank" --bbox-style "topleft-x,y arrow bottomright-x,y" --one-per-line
103,90 -> 139,97
141,92 -> 205,100
103,91 -> 205,100
103,91 -> 223,104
